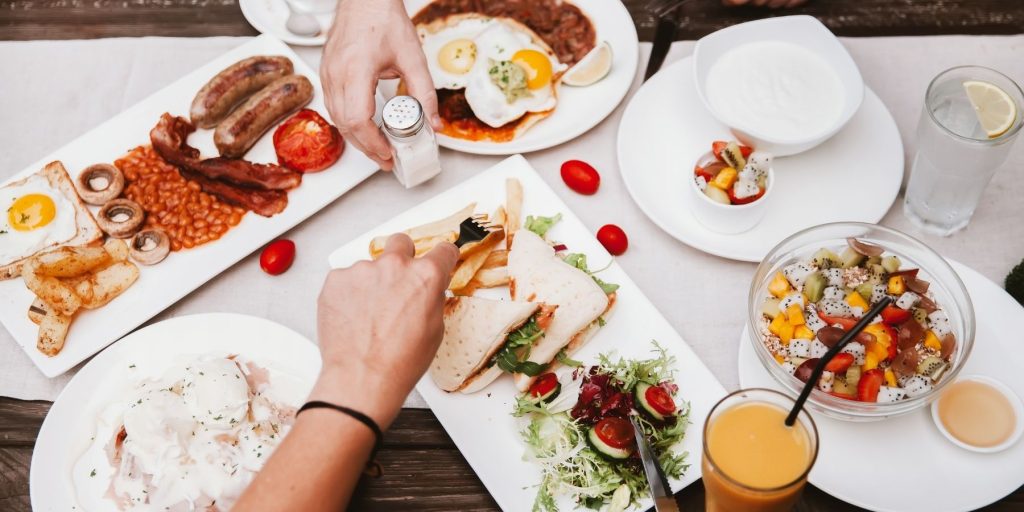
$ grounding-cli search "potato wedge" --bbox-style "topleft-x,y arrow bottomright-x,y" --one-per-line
472,266 -> 509,288
369,203 -> 475,257
37,311 -> 72,357
28,298 -> 50,325
104,238 -> 130,262
449,229 -> 504,291
33,246 -> 111,278
505,178 -> 523,249
22,260 -> 82,316
80,261 -> 139,309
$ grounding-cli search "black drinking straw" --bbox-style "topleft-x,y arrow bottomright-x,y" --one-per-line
785,296 -> 894,427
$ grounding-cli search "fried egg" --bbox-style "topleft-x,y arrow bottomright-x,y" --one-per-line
420,17 -> 492,90
0,174 -> 77,266
463,21 -> 565,128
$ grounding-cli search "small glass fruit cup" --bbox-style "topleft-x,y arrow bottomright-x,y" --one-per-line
748,222 -> 975,421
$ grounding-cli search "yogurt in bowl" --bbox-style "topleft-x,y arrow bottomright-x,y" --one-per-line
694,16 -> 864,156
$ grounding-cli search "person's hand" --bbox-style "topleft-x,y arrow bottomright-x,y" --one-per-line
320,0 -> 439,171
310,234 -> 458,429
722,0 -> 807,7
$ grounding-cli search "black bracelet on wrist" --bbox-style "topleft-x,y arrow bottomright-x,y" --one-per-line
297,400 -> 384,476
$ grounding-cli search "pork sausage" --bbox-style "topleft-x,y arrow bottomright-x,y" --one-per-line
190,55 -> 294,129
213,75 -> 314,158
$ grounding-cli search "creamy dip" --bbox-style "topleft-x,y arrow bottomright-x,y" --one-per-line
705,41 -> 845,142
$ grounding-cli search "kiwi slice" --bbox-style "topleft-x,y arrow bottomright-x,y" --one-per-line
881,255 -> 902,274
845,365 -> 862,386
803,272 -> 827,302
856,283 -> 876,302
833,377 -> 856,396
761,298 -> 782,319
721,141 -> 747,170
867,255 -> 882,266
812,248 -> 842,269
917,356 -> 949,381
840,247 -> 866,269
912,308 -> 928,325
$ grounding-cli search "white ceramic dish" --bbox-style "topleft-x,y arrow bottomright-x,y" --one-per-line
617,55 -> 903,262
693,15 -> 864,156
688,167 -> 774,234
328,155 -> 727,511
29,313 -> 321,511
381,0 -> 639,155
738,260 -> 1024,512
0,34 -> 378,377
239,0 -> 333,47
931,374 -> 1024,453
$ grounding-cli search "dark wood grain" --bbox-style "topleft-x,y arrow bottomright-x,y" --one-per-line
0,0 -> 1022,41
3,399 -> 1023,511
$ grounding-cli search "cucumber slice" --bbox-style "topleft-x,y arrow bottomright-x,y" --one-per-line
531,382 -> 561,403
587,425 -> 633,460
811,248 -> 842,269
840,247 -> 866,269
803,272 -> 827,302
635,382 -> 674,421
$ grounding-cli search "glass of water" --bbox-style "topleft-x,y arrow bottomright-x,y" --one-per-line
903,66 -> 1023,236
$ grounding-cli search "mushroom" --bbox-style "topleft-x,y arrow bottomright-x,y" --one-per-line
129,229 -> 170,265
97,199 -> 145,239
76,164 -> 125,206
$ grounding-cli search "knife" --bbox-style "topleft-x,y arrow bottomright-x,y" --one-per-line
629,415 -> 680,512
643,0 -> 690,81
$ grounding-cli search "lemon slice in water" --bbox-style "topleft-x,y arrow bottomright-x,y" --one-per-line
963,80 -> 1017,138
562,41 -> 612,87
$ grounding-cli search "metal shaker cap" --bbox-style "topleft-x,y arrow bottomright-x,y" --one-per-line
382,95 -> 424,138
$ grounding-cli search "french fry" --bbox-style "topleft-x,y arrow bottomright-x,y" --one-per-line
369,203 -> 475,257
37,311 -> 72,357
80,261 -> 139,309
472,266 -> 509,288
33,246 -> 111,278
22,260 -> 81,316
104,238 -> 130,262
370,231 -> 458,259
505,178 -> 523,249
451,282 -> 480,296
449,229 -> 504,291
28,298 -> 50,325
481,250 -> 508,269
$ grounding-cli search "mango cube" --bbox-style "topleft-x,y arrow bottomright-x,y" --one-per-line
924,330 -> 942,351
711,167 -> 738,190
793,325 -> 814,340
846,291 -> 869,310
786,304 -> 805,326
884,369 -> 897,387
888,275 -> 906,295
864,352 -> 880,371
768,272 -> 791,298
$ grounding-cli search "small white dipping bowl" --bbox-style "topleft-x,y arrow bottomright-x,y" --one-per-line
931,374 -> 1024,454
693,15 -> 864,156
688,168 -> 773,234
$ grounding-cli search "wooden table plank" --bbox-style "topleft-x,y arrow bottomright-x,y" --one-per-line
1,0 -> 1022,41
3,399 -> 1023,511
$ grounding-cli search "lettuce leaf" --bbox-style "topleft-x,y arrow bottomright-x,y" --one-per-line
563,253 -> 619,294
525,213 -> 563,238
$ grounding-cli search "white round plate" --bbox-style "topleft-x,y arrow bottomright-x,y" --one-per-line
30,313 -> 321,512
738,260 -> 1024,512
240,0 -> 332,46
399,0 -> 640,155
617,56 -> 904,262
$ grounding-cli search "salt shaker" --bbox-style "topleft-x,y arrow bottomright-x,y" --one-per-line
381,95 -> 442,188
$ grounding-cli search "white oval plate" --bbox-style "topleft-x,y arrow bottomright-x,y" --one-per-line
29,313 -> 321,512
617,56 -> 904,262
396,0 -> 639,155
739,261 -> 1024,512
239,0 -> 332,46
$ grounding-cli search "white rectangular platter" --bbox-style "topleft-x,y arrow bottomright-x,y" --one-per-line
0,34 -> 378,377
328,155 -> 727,511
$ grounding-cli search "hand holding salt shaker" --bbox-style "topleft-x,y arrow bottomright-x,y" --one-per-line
381,95 -> 442,188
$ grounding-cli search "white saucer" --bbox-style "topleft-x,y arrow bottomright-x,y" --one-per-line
239,0 -> 332,47
738,260 -> 1024,512
617,56 -> 904,262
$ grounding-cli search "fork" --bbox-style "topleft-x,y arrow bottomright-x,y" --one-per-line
455,214 -> 501,247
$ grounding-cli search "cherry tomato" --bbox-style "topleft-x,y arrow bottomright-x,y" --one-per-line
644,385 -> 677,416
560,160 -> 600,195
593,417 -> 634,449
529,373 -> 560,398
596,224 -> 628,255
260,239 -> 295,275
273,109 -> 344,173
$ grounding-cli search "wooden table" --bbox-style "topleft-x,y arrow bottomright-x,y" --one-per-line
2,1 -> 1024,511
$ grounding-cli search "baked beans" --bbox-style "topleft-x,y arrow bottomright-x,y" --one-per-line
115,146 -> 247,251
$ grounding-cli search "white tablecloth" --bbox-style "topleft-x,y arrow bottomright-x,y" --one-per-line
2,35 -> 1023,405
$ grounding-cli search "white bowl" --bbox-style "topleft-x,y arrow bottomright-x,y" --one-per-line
693,15 -> 864,156
931,374 -> 1024,453
688,167 -> 774,234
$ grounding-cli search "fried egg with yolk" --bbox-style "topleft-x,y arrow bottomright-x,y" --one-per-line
0,174 -> 77,266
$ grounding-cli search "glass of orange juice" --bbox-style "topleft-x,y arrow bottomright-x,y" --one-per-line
702,388 -> 819,512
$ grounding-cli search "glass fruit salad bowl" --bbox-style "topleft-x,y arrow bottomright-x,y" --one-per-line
748,223 -> 975,421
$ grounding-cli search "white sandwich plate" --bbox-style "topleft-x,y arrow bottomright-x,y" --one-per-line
617,56 -> 904,262
739,260 -> 1024,512
328,155 -> 727,511
0,34 -> 378,377
29,313 -> 321,511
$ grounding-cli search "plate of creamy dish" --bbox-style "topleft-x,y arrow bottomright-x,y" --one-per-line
29,313 -> 320,511
392,0 -> 640,155
617,16 -> 904,262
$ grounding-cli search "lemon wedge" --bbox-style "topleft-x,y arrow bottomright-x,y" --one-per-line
562,41 -> 612,87
963,80 -> 1017,138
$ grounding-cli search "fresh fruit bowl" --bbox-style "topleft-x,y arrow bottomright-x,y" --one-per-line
748,223 -> 975,421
